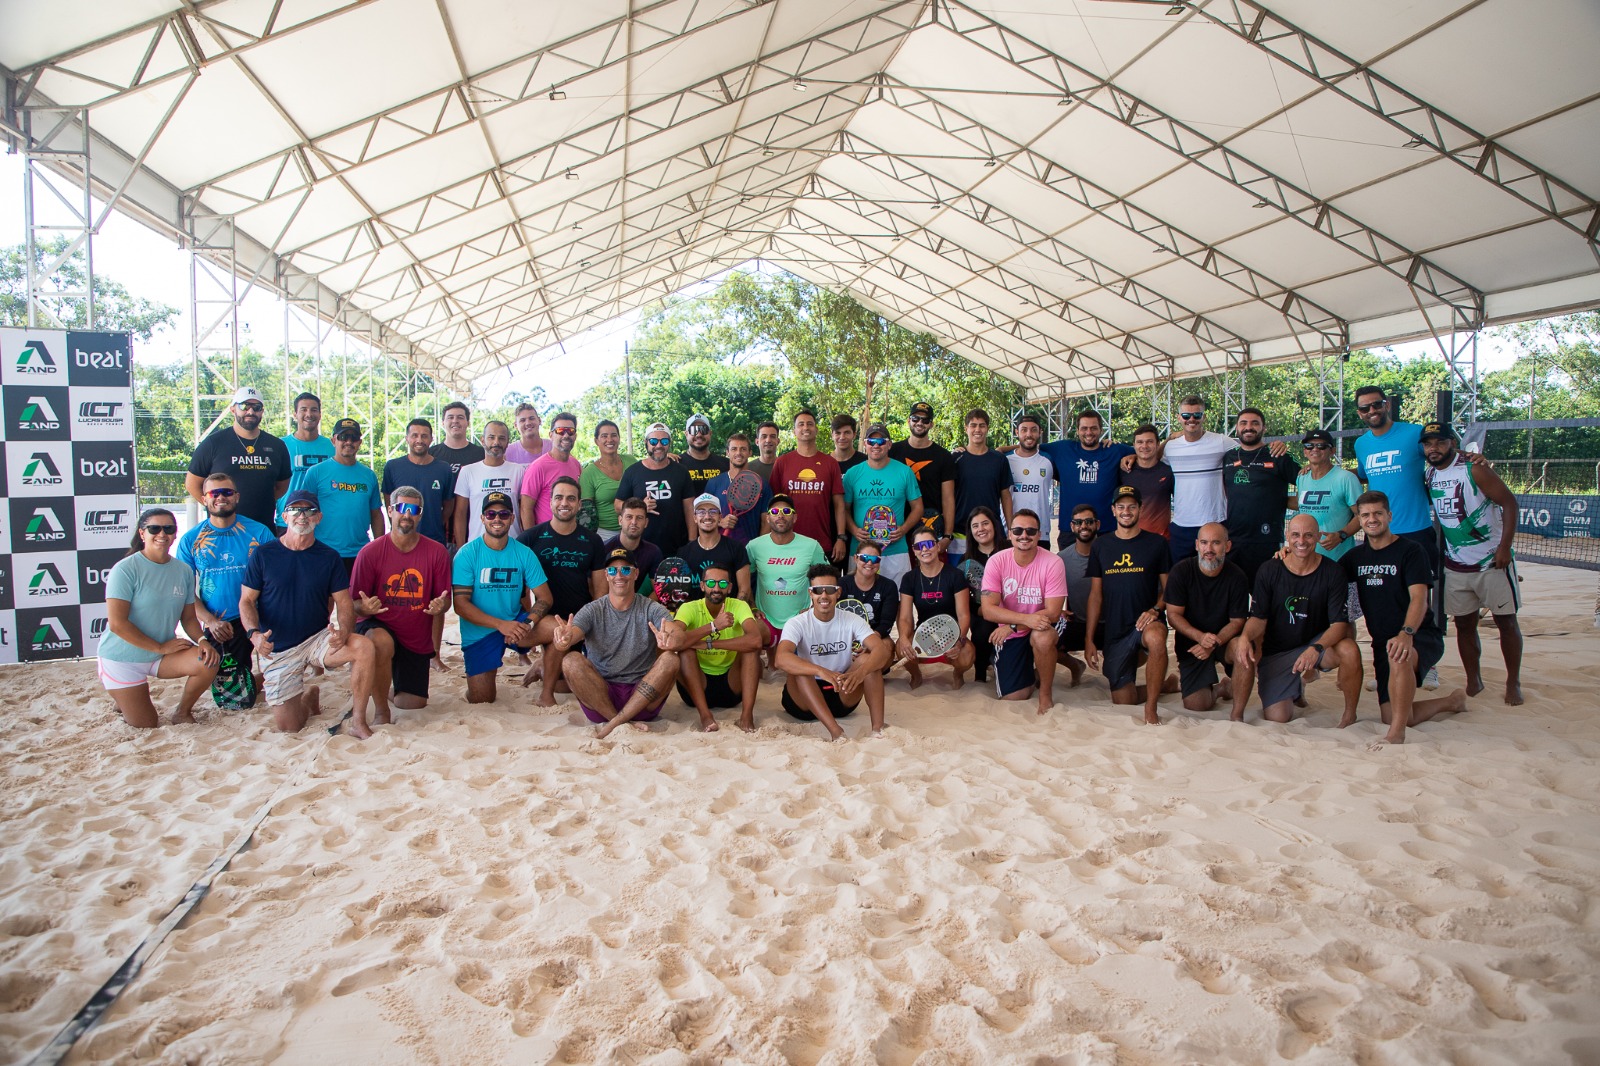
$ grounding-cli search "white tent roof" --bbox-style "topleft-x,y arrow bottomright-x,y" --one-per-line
4,0 -> 1597,398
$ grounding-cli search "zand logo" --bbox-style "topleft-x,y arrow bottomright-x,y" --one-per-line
18,395 -> 61,431
27,562 -> 69,596
22,452 -> 64,486
16,339 -> 56,374
31,617 -> 74,652
24,506 -> 68,544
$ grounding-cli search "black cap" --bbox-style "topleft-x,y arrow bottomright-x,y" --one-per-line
482,491 -> 514,512
1301,428 -> 1334,447
908,402 -> 934,420
605,545 -> 636,567
1419,421 -> 1457,441
331,417 -> 362,439
1112,485 -> 1142,505
769,493 -> 795,509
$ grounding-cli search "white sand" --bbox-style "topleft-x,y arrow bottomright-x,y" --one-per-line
3,562 -> 1598,1065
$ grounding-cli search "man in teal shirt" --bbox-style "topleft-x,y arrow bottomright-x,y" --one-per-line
842,422 -> 923,585
1295,430 -> 1364,561
278,392 -> 335,529
300,418 -> 384,571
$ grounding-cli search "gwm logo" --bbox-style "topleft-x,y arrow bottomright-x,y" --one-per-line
30,617 -> 74,652
78,400 -> 125,422
22,452 -> 64,486
24,506 -> 68,544
16,339 -> 56,374
1571,499 -> 1589,515
26,562 -> 69,596
18,395 -> 61,431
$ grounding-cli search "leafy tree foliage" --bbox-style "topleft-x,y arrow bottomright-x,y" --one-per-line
0,238 -> 179,341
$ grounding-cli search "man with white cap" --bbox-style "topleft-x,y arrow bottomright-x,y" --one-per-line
680,493 -> 752,603
186,385 -> 292,529
616,422 -> 692,555
681,413 -> 730,500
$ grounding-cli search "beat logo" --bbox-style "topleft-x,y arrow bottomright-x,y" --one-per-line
23,506 -> 68,544
80,455 -> 131,479
26,561 -> 69,598
22,452 -> 64,487
30,617 -> 73,653
74,346 -> 127,371
83,563 -> 115,588
16,339 -> 57,374
18,395 -> 61,431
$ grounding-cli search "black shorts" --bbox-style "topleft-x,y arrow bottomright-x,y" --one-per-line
1102,627 -> 1145,691
782,680 -> 857,720
357,619 -> 431,698
1056,618 -> 1104,654
1371,630 -> 1444,705
341,555 -> 358,576
993,636 -> 1037,697
679,669 -> 740,709
1227,540 -> 1280,588
1178,650 -> 1233,697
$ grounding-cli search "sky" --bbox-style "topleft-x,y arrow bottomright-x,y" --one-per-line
0,151 -> 1516,410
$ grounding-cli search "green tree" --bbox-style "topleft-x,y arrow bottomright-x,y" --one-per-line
0,238 -> 179,341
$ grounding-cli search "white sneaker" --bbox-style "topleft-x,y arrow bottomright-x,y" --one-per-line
1423,667 -> 1440,691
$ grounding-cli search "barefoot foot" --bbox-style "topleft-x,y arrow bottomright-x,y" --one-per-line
1504,682 -> 1523,706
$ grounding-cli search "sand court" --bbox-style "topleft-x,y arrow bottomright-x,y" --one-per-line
3,562 -> 1598,1064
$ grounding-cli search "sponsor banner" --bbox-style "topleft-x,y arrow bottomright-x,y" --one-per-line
78,548 -> 124,606
68,385 -> 135,441
3,384 -> 72,441
72,440 -> 136,495
0,329 -> 70,387
17,606 -> 83,661
1516,494 -> 1598,540
65,331 -> 133,387
0,554 -> 11,611
6,441 -> 74,497
80,601 -> 109,659
9,496 -> 76,553
0,508 -> 8,555
77,495 -> 139,551
0,609 -> 17,664
15,550 -> 81,608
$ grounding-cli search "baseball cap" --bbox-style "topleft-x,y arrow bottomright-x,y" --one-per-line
1419,421 -> 1457,441
1301,428 -> 1334,447
685,413 -> 711,432
605,545 -> 636,567
284,489 -> 319,509
864,422 -> 890,439
1113,485 -> 1142,505
908,402 -> 934,420
645,421 -> 670,437
481,491 -> 514,513
693,492 -> 722,512
331,417 -> 362,439
232,386 -> 264,406
769,493 -> 795,509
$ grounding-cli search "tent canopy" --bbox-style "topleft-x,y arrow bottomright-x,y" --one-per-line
4,0 -> 1598,399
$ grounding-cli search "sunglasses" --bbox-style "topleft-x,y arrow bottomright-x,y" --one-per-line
856,554 -> 881,564
483,509 -> 513,520
864,437 -> 890,446
552,427 -> 576,435
809,585 -> 841,596
908,416 -> 931,425
237,402 -> 264,412
1178,412 -> 1205,421
285,506 -> 319,516
393,502 -> 422,515
1303,442 -> 1331,450
913,540 -> 938,551
142,523 -> 177,535
334,434 -> 361,442
1357,401 -> 1387,413
645,436 -> 670,446
702,578 -> 731,590
205,488 -> 236,498
1070,518 -> 1096,526
768,506 -> 794,516
1010,527 -> 1040,536
606,565 -> 635,576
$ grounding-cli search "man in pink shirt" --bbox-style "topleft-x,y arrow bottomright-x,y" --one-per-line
505,402 -> 552,464
519,412 -> 582,529
980,508 -> 1067,716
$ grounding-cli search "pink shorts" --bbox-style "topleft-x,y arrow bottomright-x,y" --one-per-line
579,681 -> 666,724
759,618 -> 782,648
98,657 -> 162,690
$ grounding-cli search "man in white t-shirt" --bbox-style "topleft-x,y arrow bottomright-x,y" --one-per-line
775,564 -> 892,740
454,420 -> 528,543
1006,412 -> 1055,548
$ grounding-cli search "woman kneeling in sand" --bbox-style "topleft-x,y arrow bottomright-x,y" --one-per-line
97,508 -> 219,728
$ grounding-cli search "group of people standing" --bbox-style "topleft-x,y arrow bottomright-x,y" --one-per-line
97,381 -> 1526,746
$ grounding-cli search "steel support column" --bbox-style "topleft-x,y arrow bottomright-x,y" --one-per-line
281,264 -> 335,426
1309,349 -> 1348,454
21,105 -> 94,329
1151,374 -> 1174,438
186,203 -> 241,445
1445,330 -> 1479,436
1217,357 -> 1248,428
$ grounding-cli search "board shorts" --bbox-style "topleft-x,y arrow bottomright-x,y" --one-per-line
1257,645 -> 1331,708
993,635 -> 1037,697
579,679 -> 667,723
357,618 -> 430,699
782,679 -> 858,720
462,611 -> 532,677
1056,618 -> 1104,654
98,656 -> 163,690
1369,629 -> 1445,705
1178,648 -> 1233,698
1102,626 -> 1145,691
678,668 -> 740,709
262,629 -> 336,705
1444,564 -> 1520,617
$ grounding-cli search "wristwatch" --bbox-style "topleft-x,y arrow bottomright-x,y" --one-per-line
705,634 -> 716,650
1310,642 -> 1324,655
247,627 -> 263,638
1401,625 -> 1416,635
1338,530 -> 1350,542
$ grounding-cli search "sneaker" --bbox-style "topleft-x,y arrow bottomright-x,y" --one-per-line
1423,667 -> 1440,691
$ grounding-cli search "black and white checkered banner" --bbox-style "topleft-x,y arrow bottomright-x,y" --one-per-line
0,330 -> 137,664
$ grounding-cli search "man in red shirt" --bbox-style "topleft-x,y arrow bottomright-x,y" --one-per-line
768,409 -> 848,563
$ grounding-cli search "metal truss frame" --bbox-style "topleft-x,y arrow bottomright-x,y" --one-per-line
18,105 -> 94,330
186,203 -> 241,444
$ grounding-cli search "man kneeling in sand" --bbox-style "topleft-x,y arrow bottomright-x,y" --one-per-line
1235,513 -> 1361,724
670,563 -> 764,732
775,565 -> 891,740
239,491 -> 376,735
1164,522 -> 1250,718
551,546 -> 681,738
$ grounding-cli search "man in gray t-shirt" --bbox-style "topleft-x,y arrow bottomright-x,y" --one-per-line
552,545 -> 682,737
1056,502 -> 1102,660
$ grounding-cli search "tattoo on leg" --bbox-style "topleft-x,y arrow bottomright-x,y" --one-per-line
636,681 -> 658,703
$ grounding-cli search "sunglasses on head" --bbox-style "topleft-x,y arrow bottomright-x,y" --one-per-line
645,436 -> 670,446
483,509 -> 513,520
205,487 -> 236,498
768,506 -> 794,516
864,437 -> 890,446
142,523 -> 177,535
809,584 -> 841,596
1357,400 -> 1386,413
1178,412 -> 1204,421
702,578 -> 731,590
393,501 -> 422,515
855,553 -> 881,564
605,564 -> 635,576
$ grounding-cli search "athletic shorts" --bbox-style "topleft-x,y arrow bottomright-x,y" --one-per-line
98,656 -> 162,690
1178,649 -> 1233,698
759,617 -> 783,648
357,619 -> 430,699
1346,580 -> 1364,624
462,612 -> 532,677
1370,629 -> 1444,705
1102,627 -> 1145,692
878,554 -> 912,585
1056,618 -> 1104,654
1257,645 -> 1330,708
1227,540 -> 1279,589
993,636 -> 1037,698
678,668 -> 740,709
782,679 -> 857,720
262,629 -> 336,706
1169,524 -> 1202,562
579,680 -> 667,724
1444,564 -> 1520,617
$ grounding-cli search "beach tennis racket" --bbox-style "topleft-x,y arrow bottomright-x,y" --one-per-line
652,556 -> 698,611
863,504 -> 897,544
727,470 -> 764,517
962,557 -> 986,598
910,613 -> 961,659
578,498 -> 598,530
835,597 -> 871,655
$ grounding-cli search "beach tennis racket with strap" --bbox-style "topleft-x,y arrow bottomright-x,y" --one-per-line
652,556 -> 698,611
911,613 -> 961,659
726,469 -> 764,517
835,597 -> 871,654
